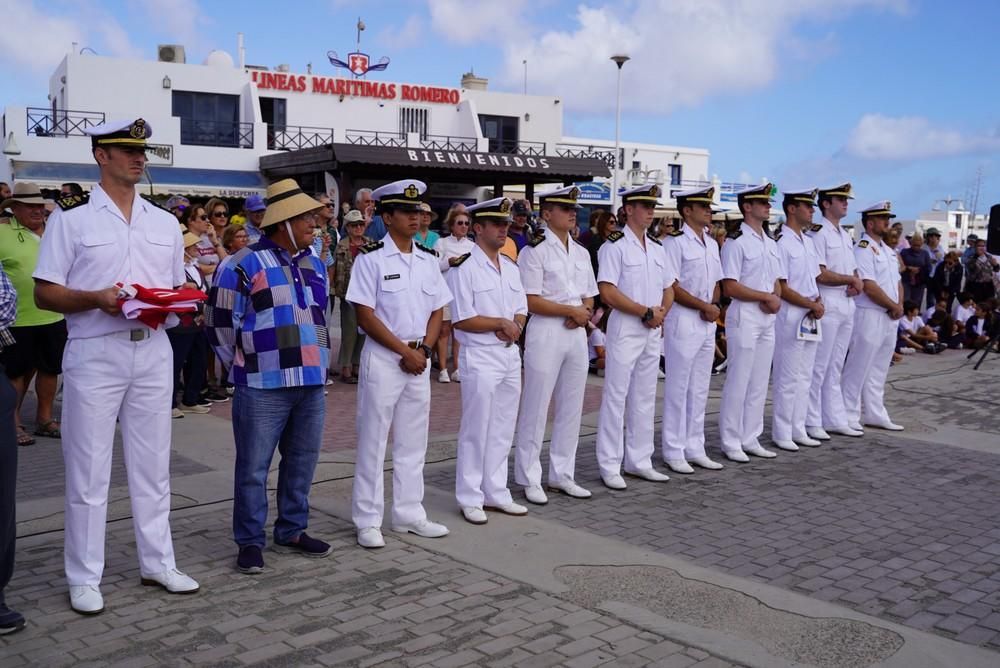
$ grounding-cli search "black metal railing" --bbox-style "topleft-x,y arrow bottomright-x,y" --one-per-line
490,139 -> 546,156
419,134 -> 478,152
344,129 -> 405,148
179,118 -> 254,149
267,125 -> 334,151
555,143 -> 617,169
26,107 -> 105,137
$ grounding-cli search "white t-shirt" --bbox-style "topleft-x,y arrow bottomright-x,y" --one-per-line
588,328 -> 606,361
898,314 -> 924,335
953,302 -> 974,324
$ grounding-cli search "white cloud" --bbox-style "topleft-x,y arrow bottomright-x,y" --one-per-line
427,0 -> 531,46
377,15 -> 427,50
137,0 -> 213,55
843,114 -> 1000,160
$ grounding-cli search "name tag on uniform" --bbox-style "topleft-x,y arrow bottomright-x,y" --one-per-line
383,274 -> 401,280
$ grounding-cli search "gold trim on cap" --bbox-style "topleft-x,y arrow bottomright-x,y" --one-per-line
95,137 -> 148,146
380,198 -> 424,206
542,197 -> 580,205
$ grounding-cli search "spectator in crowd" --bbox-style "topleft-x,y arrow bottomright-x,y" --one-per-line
310,214 -> 334,270
205,197 -> 230,237
164,195 -> 190,223
899,232 -> 932,306
891,221 -> 909,251
315,193 -> 340,246
930,251 -> 963,310
897,300 -> 940,353
710,223 -> 727,249
927,309 -> 962,349
206,178 -> 333,574
0,183 -> 10,201
965,239 -> 999,301
60,183 -> 84,197
965,301 -> 994,350
952,292 -> 975,334
923,296 -> 948,323
586,210 -> 616,277
884,227 -> 905,273
0,260 -> 25,634
182,205 -> 226,279
508,199 -> 532,250
221,224 -> 249,254
962,234 -> 979,263
332,210 -> 370,383
925,227 -> 945,270
415,203 -> 440,248
433,204 -> 475,383
242,194 -> 267,243
356,188 -> 386,241
0,183 -> 67,445
168,232 -> 210,417
587,308 -> 607,375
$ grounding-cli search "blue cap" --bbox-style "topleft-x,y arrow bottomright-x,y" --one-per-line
245,194 -> 266,212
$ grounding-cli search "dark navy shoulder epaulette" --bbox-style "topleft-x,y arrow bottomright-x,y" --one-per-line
416,242 -> 437,255
359,241 -> 384,254
56,194 -> 89,211
857,240 -> 870,249
607,231 -> 625,242
527,233 -> 546,247
727,230 -> 743,240
646,233 -> 662,246
809,223 -> 823,233
451,252 -> 471,267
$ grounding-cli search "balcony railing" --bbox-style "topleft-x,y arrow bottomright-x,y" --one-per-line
267,125 -> 334,151
420,134 -> 478,152
344,129 -> 405,148
490,139 -> 546,156
179,118 -> 254,149
26,108 -> 105,137
555,143 -> 616,169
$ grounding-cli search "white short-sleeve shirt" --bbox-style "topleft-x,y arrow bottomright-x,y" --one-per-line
447,244 -> 528,347
853,233 -> 901,311
346,239 -> 452,353
433,234 -> 475,273
596,225 -> 676,309
807,217 -> 858,312
663,225 -> 722,306
517,232 -> 598,311
721,222 -> 783,290
33,185 -> 185,339
777,228 -> 821,300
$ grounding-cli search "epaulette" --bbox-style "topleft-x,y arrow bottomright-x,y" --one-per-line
141,195 -> 173,214
527,233 -> 546,247
727,230 -> 743,240
451,252 -> 471,267
56,194 -> 88,211
501,253 -> 517,263
359,241 -> 384,254
667,228 -> 683,237
809,224 -> 823,233
607,231 -> 625,243
416,242 -> 437,256
857,240 -> 869,249
773,233 -> 782,241
646,233 -> 662,246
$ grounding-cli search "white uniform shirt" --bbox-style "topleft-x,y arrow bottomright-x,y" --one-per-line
777,228 -> 821,300
663,225 -> 722,313
518,232 -> 599,309
854,233 -> 901,311
596,225 -> 676,310
807,217 -> 858,313
33,185 -> 185,339
721,223 -> 782,325
447,244 -> 528,347
346,239 -> 452,353
434,234 -> 476,273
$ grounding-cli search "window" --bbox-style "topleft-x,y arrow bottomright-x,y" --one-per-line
399,107 -> 428,139
669,163 -> 682,186
172,91 -> 246,147
631,160 -> 641,170
478,114 -> 519,153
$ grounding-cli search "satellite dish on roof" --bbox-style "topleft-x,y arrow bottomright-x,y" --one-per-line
204,50 -> 235,68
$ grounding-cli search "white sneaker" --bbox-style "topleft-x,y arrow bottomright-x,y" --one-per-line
714,359 -> 728,373
69,585 -> 104,615
140,568 -> 200,594
666,459 -> 695,474
744,443 -> 778,458
524,485 -> 548,505
624,467 -> 669,482
547,480 -> 592,499
461,506 -> 487,524
806,427 -> 830,440
601,474 -> 627,490
900,347 -> 915,355
794,434 -> 822,447
179,403 -> 210,414
451,369 -> 461,382
689,456 -> 724,470
724,450 -> 750,463
772,439 -> 799,452
171,408 -> 184,419
484,502 -> 528,516
865,420 -> 904,431
391,519 -> 449,538
357,527 -> 385,549
438,369 -> 451,383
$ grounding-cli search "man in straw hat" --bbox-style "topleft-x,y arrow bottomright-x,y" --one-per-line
33,119 -> 199,615
206,178 -> 334,573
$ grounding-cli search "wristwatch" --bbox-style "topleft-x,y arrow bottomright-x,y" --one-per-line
418,344 -> 433,358
641,307 -> 654,323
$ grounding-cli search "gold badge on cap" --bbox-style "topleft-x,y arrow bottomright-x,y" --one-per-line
404,184 -> 419,199
569,187 -> 580,199
130,119 -> 147,139
649,185 -> 660,198
500,199 -> 511,213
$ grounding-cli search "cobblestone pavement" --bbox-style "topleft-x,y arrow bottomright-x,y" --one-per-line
2,501 -> 738,668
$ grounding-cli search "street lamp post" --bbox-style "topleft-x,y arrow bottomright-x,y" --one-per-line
610,54 -> 630,211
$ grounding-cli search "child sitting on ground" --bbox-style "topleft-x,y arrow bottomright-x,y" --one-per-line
898,300 -> 942,353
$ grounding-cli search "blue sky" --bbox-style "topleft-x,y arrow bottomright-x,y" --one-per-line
3,0 -> 998,218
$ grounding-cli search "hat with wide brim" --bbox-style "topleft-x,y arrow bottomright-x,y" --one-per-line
261,179 -> 324,228
419,202 -> 439,222
1,182 -> 46,209
182,232 -> 202,248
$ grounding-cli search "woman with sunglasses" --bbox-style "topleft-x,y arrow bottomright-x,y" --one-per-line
432,204 -> 475,383
205,197 -> 230,237
182,206 -> 227,279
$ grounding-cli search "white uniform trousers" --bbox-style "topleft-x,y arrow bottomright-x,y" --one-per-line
61,331 -> 176,586
595,312 -> 660,478
719,311 -> 776,455
455,344 -> 522,508
842,308 -> 896,427
806,305 -> 854,430
514,317 -> 589,488
351,344 -> 431,529
661,312 -> 716,462
771,305 -> 820,442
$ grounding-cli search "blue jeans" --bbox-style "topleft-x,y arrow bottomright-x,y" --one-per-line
232,385 -> 325,547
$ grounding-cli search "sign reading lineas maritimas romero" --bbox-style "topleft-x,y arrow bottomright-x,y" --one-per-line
250,70 -> 460,104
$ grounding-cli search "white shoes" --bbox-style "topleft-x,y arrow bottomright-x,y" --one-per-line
666,459 -> 695,474
806,427 -> 831,441
140,568 -> 200,594
524,485 -> 548,505
724,450 -> 751,463
772,440 -> 799,452
794,434 -> 822,447
601,474 -> 627,490
357,527 -> 386,549
865,420 -> 904,431
847,422 -> 866,433
69,585 -> 104,615
829,425 -> 864,437
744,443 -> 777,458
391,518 -> 449,538
624,468 -> 669,482
461,506 -> 488,524
689,456 -> 724,470
547,480 -> 592,499
438,369 -> 451,383
484,502 -> 528,516
451,369 -> 461,382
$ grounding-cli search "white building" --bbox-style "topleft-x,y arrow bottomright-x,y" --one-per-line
897,200 -> 988,251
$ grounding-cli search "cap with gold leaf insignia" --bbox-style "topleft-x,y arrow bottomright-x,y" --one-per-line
860,200 -> 896,219
735,182 -> 776,205
467,197 -> 512,222
620,183 -> 662,205
84,118 -> 152,149
675,185 -> 716,207
818,182 -> 854,200
782,188 -> 818,207
538,185 -> 582,208
372,179 -> 426,212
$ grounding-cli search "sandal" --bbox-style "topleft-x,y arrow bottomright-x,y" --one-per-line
34,420 -> 61,439
16,428 -> 35,447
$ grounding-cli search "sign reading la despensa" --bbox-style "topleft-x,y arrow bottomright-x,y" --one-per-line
250,70 -> 460,105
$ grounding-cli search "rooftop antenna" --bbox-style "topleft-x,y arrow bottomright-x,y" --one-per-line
356,18 -> 365,53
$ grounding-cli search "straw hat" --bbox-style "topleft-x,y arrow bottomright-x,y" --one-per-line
343,209 -> 365,224
261,179 -> 323,228
182,232 -> 202,248
1,182 -> 46,209
418,202 -> 439,222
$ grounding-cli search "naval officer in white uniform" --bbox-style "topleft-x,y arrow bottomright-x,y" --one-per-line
347,179 -> 453,549
33,119 -> 199,615
594,184 -> 675,489
448,197 -> 529,525
841,202 -> 905,432
513,186 -> 598,504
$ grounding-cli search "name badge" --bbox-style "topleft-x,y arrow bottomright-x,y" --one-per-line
383,274 -> 401,280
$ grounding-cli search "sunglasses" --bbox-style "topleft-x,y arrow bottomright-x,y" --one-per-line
197,215 -> 209,221
212,211 -> 228,217
453,220 -> 470,226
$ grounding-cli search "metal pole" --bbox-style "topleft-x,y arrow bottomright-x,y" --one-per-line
523,60 -> 528,95
610,55 -> 630,211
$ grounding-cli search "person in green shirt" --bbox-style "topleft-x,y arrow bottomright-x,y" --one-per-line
0,183 -> 67,445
